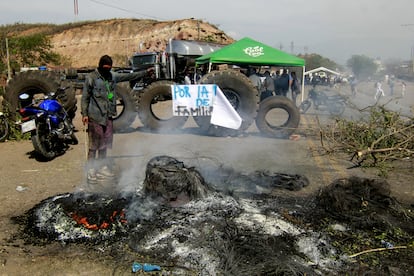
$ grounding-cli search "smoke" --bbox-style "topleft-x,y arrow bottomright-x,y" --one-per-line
125,196 -> 160,223
77,78 -> 414,204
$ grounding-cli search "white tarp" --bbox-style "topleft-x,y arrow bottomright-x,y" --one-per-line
171,84 -> 242,129
304,66 -> 341,76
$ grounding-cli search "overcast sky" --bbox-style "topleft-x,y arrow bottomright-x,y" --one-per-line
1,0 -> 414,65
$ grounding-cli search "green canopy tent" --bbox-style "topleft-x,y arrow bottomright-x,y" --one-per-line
196,37 -> 305,67
195,37 -> 306,101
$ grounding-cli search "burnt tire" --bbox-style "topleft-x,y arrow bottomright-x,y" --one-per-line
112,84 -> 137,132
255,96 -> 300,139
194,69 -> 259,136
3,71 -> 77,120
137,81 -> 188,132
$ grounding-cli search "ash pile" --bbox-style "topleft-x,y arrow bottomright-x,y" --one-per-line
13,156 -> 414,275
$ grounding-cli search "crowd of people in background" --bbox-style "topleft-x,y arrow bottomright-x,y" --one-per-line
372,75 -> 406,101
245,67 -> 409,107
246,67 -> 301,106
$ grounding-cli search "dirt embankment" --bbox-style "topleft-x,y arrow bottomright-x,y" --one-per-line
49,18 -> 234,68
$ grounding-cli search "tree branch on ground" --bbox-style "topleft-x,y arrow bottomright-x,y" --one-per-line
318,105 -> 414,170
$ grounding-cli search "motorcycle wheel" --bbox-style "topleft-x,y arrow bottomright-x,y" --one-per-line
328,101 -> 346,116
299,100 -> 311,114
0,116 -> 9,142
63,118 -> 78,145
31,123 -> 57,160
70,132 -> 79,145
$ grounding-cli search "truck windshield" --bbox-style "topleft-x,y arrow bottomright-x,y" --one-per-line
132,54 -> 157,67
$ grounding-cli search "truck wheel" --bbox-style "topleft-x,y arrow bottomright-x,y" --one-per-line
194,69 -> 259,136
112,84 -> 137,132
255,96 -> 300,139
3,71 -> 77,120
59,79 -> 77,120
137,81 -> 188,132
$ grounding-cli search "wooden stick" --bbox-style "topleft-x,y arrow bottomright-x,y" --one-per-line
349,246 -> 407,258
84,127 -> 88,161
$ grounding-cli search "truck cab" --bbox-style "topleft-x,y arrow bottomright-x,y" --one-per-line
129,39 -> 224,89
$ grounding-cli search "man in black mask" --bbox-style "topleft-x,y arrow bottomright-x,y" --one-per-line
81,55 -> 152,183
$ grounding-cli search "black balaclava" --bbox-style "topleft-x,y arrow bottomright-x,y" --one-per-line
98,55 -> 113,81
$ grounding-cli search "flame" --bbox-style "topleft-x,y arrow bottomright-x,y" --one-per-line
70,209 -> 127,230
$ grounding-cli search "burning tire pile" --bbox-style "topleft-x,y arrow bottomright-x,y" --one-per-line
12,156 -> 414,275
20,193 -> 131,243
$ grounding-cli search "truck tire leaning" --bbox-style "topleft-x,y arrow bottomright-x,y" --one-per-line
112,84 -> 137,133
59,79 -> 77,120
194,69 -> 259,136
3,71 -> 77,120
255,96 -> 300,139
137,80 -> 188,132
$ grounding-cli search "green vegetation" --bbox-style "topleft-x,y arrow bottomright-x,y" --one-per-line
0,32 -> 62,74
347,54 -> 378,79
299,53 -> 341,71
0,21 -> 96,36
0,21 -> 105,75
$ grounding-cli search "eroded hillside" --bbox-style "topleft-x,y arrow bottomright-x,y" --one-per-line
50,18 -> 233,68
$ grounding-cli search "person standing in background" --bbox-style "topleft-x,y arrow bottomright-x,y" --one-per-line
388,77 -> 395,96
248,67 -> 262,92
261,70 -> 275,101
401,81 -> 406,97
350,76 -> 358,97
290,71 -> 300,106
278,68 -> 292,97
374,80 -> 384,101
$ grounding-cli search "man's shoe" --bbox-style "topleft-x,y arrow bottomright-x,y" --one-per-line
97,166 -> 115,179
87,168 -> 98,184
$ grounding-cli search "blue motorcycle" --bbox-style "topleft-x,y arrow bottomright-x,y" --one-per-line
18,87 -> 78,160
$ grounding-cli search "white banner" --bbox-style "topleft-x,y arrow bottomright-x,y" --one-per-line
171,84 -> 242,129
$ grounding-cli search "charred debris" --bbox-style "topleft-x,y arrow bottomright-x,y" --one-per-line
11,156 -> 414,275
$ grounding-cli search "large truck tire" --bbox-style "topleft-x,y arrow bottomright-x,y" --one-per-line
59,79 -> 77,120
112,84 -> 137,133
194,69 -> 259,137
3,71 -> 77,120
137,81 -> 188,132
255,96 -> 300,139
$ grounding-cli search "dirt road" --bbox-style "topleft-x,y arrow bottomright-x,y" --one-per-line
0,90 -> 412,275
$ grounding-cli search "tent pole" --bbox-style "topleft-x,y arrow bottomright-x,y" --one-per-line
301,66 -> 305,103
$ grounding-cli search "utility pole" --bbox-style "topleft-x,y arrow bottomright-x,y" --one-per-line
74,0 -> 79,15
197,20 -> 200,40
6,37 -> 11,81
401,24 -> 414,73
